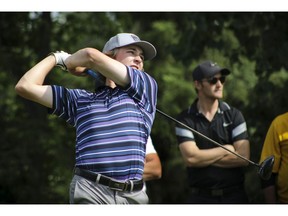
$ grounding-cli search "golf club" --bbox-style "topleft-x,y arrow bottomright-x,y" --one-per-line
156,109 -> 274,180
85,69 -> 274,180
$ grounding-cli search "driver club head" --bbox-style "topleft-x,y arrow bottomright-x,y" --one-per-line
258,155 -> 275,180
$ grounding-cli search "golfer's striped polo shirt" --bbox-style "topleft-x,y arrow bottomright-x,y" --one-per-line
49,66 -> 157,181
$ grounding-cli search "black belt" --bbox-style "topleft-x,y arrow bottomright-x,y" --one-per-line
74,167 -> 144,192
190,186 -> 243,196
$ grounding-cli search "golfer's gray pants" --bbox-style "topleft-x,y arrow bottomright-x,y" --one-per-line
69,175 -> 149,204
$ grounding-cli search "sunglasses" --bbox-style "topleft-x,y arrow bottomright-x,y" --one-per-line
203,76 -> 226,85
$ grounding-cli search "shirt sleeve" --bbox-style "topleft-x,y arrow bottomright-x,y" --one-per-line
48,85 -> 79,127
146,136 -> 156,154
125,66 -> 158,114
175,111 -> 196,145
230,108 -> 249,142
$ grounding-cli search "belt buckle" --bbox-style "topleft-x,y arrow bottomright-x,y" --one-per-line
108,180 -> 128,191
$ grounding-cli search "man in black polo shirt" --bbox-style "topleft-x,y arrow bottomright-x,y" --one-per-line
175,60 -> 250,203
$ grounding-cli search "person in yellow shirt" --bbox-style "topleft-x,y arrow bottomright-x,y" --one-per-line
260,112 -> 288,203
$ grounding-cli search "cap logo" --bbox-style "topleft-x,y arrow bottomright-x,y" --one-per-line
131,34 -> 140,42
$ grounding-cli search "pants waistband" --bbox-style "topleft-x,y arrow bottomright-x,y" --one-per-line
74,167 -> 143,192
190,185 -> 243,196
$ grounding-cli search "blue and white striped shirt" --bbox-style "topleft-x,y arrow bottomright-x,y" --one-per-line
49,66 -> 158,181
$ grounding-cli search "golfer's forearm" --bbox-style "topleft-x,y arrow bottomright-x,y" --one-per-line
66,48 -> 129,87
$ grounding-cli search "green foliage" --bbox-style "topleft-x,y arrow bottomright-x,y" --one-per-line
2,12 -> 288,204
152,21 -> 180,46
269,68 -> 288,86
226,56 -> 257,106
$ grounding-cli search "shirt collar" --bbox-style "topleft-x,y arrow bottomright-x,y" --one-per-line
188,99 -> 229,115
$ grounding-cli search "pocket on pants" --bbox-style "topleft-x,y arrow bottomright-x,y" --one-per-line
121,190 -> 149,204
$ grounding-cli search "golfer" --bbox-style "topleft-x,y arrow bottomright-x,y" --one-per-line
15,33 -> 158,204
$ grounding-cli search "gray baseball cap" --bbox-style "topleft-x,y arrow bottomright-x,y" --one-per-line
102,33 -> 157,61
192,60 -> 231,81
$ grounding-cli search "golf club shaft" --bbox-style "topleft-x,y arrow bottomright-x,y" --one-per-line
156,109 -> 259,167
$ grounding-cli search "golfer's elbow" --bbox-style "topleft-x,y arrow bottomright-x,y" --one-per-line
15,78 -> 35,100
15,79 -> 28,97
82,47 -> 104,67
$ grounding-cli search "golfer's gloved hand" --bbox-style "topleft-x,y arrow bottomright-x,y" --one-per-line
50,51 -> 71,71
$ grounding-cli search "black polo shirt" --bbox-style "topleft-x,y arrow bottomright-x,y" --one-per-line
175,99 -> 249,189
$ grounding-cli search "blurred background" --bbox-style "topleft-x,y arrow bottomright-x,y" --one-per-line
1,12 -> 288,203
